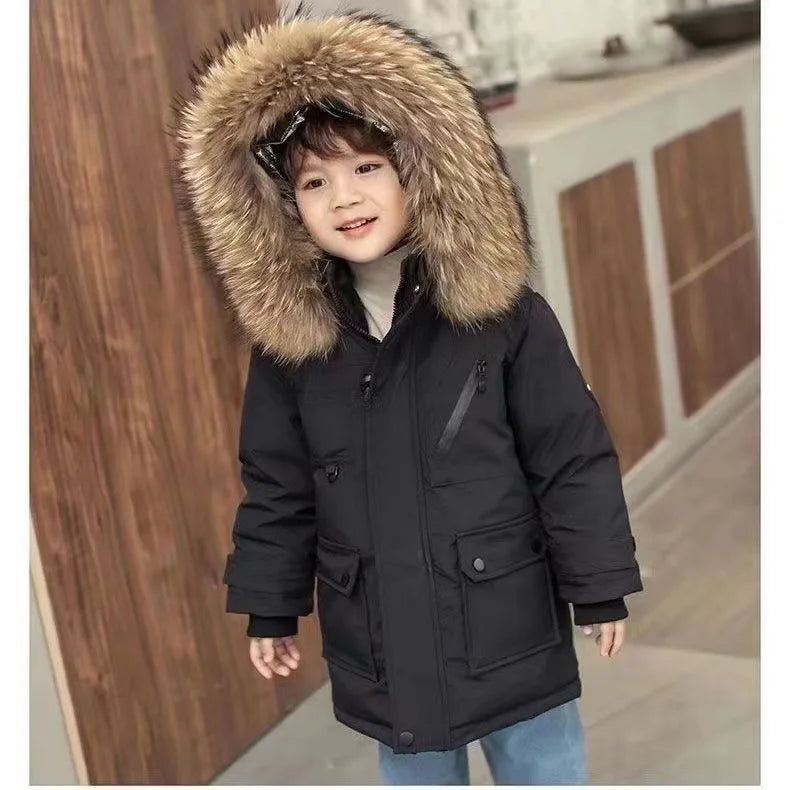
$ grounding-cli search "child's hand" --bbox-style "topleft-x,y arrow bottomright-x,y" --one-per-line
580,620 -> 626,658
249,636 -> 301,679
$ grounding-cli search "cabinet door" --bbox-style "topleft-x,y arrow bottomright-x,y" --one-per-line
560,162 -> 665,473
654,111 -> 759,416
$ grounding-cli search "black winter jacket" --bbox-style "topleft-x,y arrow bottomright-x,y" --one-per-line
243,255 -> 630,638
175,5 -> 643,753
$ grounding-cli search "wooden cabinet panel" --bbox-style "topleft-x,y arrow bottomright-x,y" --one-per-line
31,1 -> 326,784
654,111 -> 754,285
654,111 -> 759,415
670,241 -> 759,415
559,162 -> 665,473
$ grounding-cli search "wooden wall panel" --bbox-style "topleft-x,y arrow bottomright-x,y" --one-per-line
654,111 -> 759,415
30,1 -> 326,784
559,162 -> 665,473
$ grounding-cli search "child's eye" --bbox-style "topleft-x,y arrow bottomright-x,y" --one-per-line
300,163 -> 380,190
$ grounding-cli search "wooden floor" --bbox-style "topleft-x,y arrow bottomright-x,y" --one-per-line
215,399 -> 760,785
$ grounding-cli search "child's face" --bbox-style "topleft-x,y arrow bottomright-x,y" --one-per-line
293,136 -> 408,263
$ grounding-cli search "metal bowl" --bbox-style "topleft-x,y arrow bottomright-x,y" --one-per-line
655,2 -> 760,49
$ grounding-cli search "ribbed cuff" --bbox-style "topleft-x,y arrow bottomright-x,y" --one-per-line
246,615 -> 298,638
572,597 -> 628,626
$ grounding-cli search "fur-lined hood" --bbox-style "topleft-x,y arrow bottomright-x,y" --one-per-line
174,2 -> 533,364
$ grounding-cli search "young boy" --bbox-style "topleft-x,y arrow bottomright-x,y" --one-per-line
175,5 -> 643,785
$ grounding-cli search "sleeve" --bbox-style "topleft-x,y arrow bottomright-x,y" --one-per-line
221,347 -> 317,632
572,597 -> 628,626
505,290 -> 644,607
247,614 -> 299,638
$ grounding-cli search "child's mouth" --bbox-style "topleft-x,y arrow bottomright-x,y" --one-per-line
337,217 -> 378,238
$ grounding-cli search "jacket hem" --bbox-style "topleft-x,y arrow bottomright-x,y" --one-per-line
331,673 -> 582,753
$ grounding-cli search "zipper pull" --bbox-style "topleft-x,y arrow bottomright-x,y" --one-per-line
476,360 -> 487,393
361,372 -> 374,404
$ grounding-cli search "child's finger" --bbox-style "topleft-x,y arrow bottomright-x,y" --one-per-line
249,641 -> 273,679
283,636 -> 301,663
257,639 -> 289,676
610,621 -> 626,656
264,647 -> 292,676
275,640 -> 299,669
260,638 -> 275,664
599,623 -> 614,656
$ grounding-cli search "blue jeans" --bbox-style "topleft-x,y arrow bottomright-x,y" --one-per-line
378,699 -> 587,785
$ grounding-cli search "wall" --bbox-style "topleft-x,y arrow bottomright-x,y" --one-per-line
30,578 -> 78,785
30,0 -> 328,783
308,0 -> 746,82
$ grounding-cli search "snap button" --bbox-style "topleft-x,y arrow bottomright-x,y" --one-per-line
340,571 -> 350,586
398,730 -> 414,746
473,557 -> 485,572
326,463 -> 339,483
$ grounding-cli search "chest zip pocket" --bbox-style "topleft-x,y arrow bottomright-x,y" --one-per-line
436,358 -> 486,456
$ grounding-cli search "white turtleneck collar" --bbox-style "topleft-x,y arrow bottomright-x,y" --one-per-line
345,240 -> 413,340
346,241 -> 411,293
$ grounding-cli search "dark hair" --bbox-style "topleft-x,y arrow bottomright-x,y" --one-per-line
279,108 -> 400,187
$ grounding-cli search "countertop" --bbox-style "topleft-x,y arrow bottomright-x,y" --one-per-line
491,42 -> 759,146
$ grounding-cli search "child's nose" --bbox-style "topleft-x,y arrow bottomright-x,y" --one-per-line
331,184 -> 364,209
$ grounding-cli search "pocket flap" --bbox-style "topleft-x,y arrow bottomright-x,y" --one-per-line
315,536 -> 360,596
457,514 -> 545,582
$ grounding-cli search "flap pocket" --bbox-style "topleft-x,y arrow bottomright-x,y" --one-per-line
456,512 -> 561,673
457,513 -> 545,582
315,536 -> 360,596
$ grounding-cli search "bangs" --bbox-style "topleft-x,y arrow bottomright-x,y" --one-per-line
282,111 -> 398,185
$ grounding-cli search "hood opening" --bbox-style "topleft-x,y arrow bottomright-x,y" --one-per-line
172,4 -> 533,365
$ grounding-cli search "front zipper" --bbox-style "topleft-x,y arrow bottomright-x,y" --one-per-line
352,282 -> 424,409
435,358 -> 487,456
357,290 -> 423,689
408,331 -> 451,745
361,372 -> 373,404
325,258 -> 421,349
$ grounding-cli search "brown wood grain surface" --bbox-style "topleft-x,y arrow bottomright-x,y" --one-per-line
30,1 -> 326,783
654,111 -> 754,286
654,111 -> 759,416
559,162 -> 665,474
670,239 -> 760,416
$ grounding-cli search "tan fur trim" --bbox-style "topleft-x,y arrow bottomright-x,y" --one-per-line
173,5 -> 533,363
